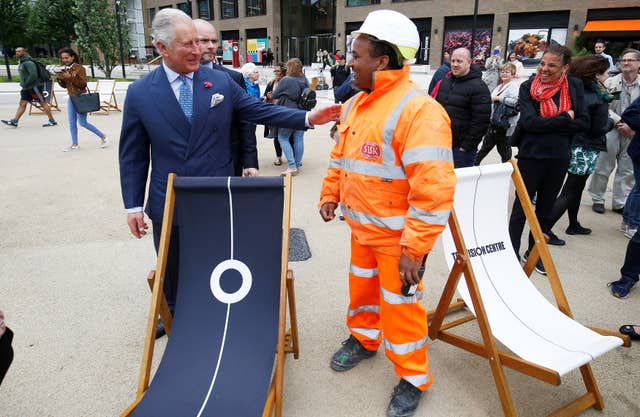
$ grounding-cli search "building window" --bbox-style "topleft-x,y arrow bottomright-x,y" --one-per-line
177,2 -> 192,17
221,0 -> 238,19
159,5 -> 172,10
198,0 -> 213,19
246,0 -> 266,17
346,0 -> 380,6
149,7 -> 156,23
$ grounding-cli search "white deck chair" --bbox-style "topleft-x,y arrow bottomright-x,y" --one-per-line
92,79 -> 121,114
429,161 -> 629,417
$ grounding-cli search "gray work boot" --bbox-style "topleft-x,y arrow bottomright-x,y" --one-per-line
329,335 -> 376,371
387,379 -> 424,417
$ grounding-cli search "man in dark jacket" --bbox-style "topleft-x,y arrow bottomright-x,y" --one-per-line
330,57 -> 350,103
194,19 -> 258,177
1,47 -> 57,128
427,51 -> 450,95
435,48 -> 491,167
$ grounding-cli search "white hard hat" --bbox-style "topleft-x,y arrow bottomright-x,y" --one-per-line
351,10 -> 419,64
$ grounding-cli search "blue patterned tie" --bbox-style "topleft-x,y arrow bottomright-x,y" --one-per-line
178,75 -> 193,122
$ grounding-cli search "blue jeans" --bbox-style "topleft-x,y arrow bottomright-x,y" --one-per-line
622,158 -> 640,227
453,148 -> 476,168
68,98 -> 104,145
278,128 -> 304,169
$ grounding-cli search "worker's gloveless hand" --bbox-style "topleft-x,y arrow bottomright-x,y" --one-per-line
319,202 -> 338,222
398,253 -> 422,286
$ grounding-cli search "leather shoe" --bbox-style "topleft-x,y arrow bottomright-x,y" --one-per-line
566,224 -> 592,235
619,325 -> 640,341
613,206 -> 625,214
592,203 -> 605,214
156,318 -> 167,339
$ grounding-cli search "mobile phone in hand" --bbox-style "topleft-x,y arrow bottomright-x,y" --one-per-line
401,255 -> 427,296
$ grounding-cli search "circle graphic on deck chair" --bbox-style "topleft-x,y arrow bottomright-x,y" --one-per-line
210,259 -> 252,304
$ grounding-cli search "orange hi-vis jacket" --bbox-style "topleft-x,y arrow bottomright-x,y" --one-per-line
320,66 -> 456,260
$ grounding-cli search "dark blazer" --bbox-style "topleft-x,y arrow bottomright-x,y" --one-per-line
119,65 -> 307,224
571,86 -> 613,152
208,63 -> 258,174
516,76 -> 589,160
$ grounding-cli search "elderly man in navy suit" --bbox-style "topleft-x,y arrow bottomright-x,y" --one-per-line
119,9 -> 340,337
193,18 -> 258,177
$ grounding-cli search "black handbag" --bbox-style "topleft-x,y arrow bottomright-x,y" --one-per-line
70,93 -> 100,113
491,101 -> 519,129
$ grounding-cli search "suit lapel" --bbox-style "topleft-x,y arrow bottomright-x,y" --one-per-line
150,68 -> 191,141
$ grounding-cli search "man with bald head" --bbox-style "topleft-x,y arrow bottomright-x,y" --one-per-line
119,9 -> 340,337
435,47 -> 491,167
193,18 -> 258,176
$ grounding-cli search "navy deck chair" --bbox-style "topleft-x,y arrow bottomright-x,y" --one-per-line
121,174 -> 299,417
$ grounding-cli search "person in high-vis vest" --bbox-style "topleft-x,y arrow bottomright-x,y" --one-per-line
319,10 -> 456,417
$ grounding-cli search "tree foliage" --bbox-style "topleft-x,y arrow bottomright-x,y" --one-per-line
27,0 -> 77,45
0,0 -> 29,50
74,0 -> 129,78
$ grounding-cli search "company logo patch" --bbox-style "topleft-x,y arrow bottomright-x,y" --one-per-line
360,142 -> 381,160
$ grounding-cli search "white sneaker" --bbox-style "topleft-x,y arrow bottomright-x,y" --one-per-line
100,136 -> 109,148
62,145 -> 80,152
619,221 -> 628,233
624,226 -> 638,239
280,168 -> 298,176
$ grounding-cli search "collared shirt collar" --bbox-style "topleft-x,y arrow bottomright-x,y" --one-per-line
163,62 -> 194,83
203,61 -> 214,69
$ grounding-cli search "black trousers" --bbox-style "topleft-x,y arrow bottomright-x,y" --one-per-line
508,157 -> 569,256
475,126 -> 512,165
0,328 -> 14,386
153,221 -> 179,313
548,173 -> 589,230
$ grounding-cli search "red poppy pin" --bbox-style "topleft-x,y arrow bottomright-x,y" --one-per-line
203,81 -> 213,88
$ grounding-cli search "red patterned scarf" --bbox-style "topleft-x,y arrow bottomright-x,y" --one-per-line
530,73 -> 572,118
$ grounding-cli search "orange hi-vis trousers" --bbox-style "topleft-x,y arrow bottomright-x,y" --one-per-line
346,234 -> 432,391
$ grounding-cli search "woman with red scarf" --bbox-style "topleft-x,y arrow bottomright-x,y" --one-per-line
508,44 -> 589,274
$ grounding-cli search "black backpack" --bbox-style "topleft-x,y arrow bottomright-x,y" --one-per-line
29,59 -> 51,83
297,87 -> 317,110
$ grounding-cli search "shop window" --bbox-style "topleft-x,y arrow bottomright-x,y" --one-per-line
149,7 -> 156,23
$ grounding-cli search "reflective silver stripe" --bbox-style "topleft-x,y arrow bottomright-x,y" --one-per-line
341,204 -> 405,230
381,89 -> 423,168
348,305 -> 380,317
380,287 -> 423,304
407,206 -> 450,225
350,327 -> 380,340
350,264 -> 378,278
340,157 -> 406,179
383,336 -> 428,355
404,373 -> 431,388
329,159 -> 341,169
401,146 -> 453,166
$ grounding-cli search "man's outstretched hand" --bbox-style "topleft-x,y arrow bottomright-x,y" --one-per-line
319,202 -> 338,222
309,104 -> 342,126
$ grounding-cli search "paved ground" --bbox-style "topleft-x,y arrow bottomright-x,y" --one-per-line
0,79 -> 638,417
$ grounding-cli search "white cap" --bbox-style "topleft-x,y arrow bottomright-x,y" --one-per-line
351,10 -> 420,64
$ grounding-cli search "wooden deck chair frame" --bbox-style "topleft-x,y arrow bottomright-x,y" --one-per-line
427,160 -> 630,417
92,79 -> 122,115
121,173 -> 300,417
29,87 -> 60,115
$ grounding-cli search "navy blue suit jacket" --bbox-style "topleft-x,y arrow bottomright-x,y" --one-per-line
209,64 -> 258,174
119,65 -> 307,223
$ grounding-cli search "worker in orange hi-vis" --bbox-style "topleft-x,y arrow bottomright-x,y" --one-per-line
318,10 -> 456,417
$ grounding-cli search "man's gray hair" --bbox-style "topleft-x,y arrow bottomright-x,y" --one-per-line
621,48 -> 640,61
151,8 -> 192,47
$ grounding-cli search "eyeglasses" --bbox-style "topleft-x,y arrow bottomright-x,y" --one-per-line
621,59 -> 639,63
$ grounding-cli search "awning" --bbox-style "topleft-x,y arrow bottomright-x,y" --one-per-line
583,19 -> 640,32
